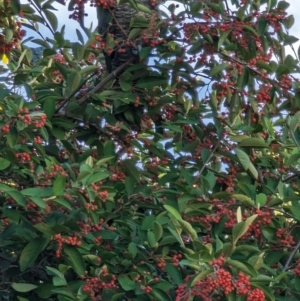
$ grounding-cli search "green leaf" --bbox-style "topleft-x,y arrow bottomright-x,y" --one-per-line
164,205 -> 182,220
150,288 -> 172,301
286,153 -> 300,165
210,63 -> 230,76
63,245 -> 85,276
53,276 -> 67,286
10,0 -> 21,14
239,137 -> 268,148
95,156 -> 114,166
118,275 -> 136,291
190,270 -> 212,287
123,160 -> 140,183
0,157 -> 11,170
51,198 -> 72,210
248,254 -> 264,270
66,72 -> 81,97
34,223 -> 56,237
147,231 -> 157,247
125,176 -> 134,195
136,76 -> 167,89
165,263 -> 183,285
12,283 -> 37,292
53,176 -> 66,196
51,288 -> 76,299
46,266 -> 65,278
232,194 -> 255,206
153,221 -> 163,242
44,97 -> 56,119
128,28 -> 142,40
29,196 -> 47,209
256,193 -> 267,207
44,9 -> 58,31
226,258 -> 257,276
235,148 -> 250,170
87,171 -> 109,185
258,17 -> 268,36
128,242 -> 138,258
176,219 -> 197,240
218,30 -> 231,50
76,29 -> 85,44
19,237 -> 49,271
21,187 -> 53,197
232,215 -> 258,245
72,42 -> 85,61
6,190 -> 26,206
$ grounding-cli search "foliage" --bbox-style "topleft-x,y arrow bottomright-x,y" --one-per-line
2,0 -> 300,300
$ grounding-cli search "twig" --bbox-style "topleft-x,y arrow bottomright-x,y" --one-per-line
193,142 -> 220,185
77,57 -> 135,106
282,173 -> 300,183
29,0 -> 55,35
283,239 -> 300,272
55,70 -> 99,114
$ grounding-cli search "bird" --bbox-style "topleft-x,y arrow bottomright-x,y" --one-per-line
97,0 -> 163,135
98,0 -> 161,75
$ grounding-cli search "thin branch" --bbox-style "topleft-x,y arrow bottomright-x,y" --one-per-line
283,239 -> 300,272
77,57 -> 135,106
193,142 -> 220,185
28,0 -> 55,36
55,70 -> 99,114
282,173 -> 300,183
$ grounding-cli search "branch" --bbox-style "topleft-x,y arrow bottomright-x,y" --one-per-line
193,142 -> 220,185
283,239 -> 300,272
77,57 -> 135,106
29,0 -> 55,36
282,173 -> 300,183
55,70 -> 99,114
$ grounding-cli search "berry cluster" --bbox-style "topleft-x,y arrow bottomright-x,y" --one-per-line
156,258 -> 166,270
109,166 -> 126,182
15,152 -> 31,163
17,108 -> 32,125
172,253 -> 182,266
34,165 -> 68,187
175,257 -> 265,301
93,0 -> 115,9
85,203 -> 98,210
234,272 -> 251,295
53,233 -> 82,258
276,228 -> 295,247
243,209 -> 272,238
33,136 -> 43,144
141,285 -> 152,293
1,124 -> 10,133
0,21 -> 26,56
247,288 -> 265,301
82,273 -> 118,301
77,218 -> 104,235
33,114 -> 47,128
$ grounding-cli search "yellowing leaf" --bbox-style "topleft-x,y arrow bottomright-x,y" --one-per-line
1,53 -> 9,65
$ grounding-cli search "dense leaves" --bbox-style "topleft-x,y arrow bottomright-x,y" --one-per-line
1,0 -> 300,300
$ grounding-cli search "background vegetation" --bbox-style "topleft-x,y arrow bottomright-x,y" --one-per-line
1,0 -> 300,300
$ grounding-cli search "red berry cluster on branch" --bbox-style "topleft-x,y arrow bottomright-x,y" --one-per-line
82,273 -> 118,301
53,233 -> 82,258
175,256 -> 265,301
